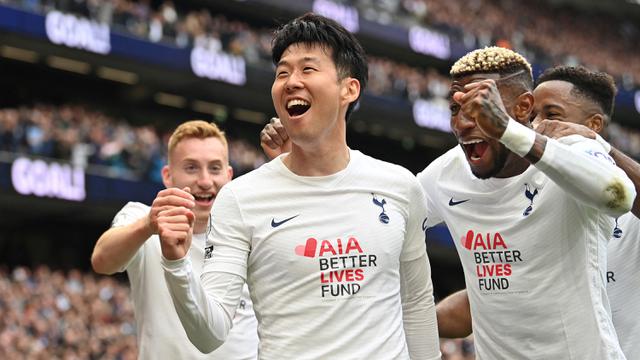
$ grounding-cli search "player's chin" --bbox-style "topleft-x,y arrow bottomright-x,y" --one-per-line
470,165 -> 495,179
467,153 -> 498,179
193,204 -> 213,219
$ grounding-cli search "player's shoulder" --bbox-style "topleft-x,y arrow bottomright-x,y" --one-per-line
556,134 -> 608,153
122,201 -> 150,212
223,159 -> 276,190
112,202 -> 149,227
616,211 -> 639,229
355,150 -> 416,182
417,146 -> 464,183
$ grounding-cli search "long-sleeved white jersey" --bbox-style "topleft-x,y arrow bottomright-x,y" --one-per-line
113,202 -> 258,360
418,128 -> 634,360
163,149 -> 441,360
608,212 -> 640,359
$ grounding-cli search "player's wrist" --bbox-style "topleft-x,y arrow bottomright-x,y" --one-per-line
138,216 -> 155,239
499,118 -> 536,157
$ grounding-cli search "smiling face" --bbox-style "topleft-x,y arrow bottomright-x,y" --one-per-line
162,136 -> 232,224
532,80 -> 602,131
271,43 -> 359,147
449,73 -> 517,179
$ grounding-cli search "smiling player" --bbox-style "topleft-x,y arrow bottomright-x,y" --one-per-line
91,120 -> 258,359
160,13 -> 441,359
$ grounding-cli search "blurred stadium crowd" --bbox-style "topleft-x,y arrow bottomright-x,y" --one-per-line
2,0 -> 640,177
5,0 -> 640,91
0,266 -> 474,359
0,266 -> 137,359
3,104 -> 640,180
0,104 -> 267,182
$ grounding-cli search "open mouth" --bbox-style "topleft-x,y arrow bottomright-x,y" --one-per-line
462,139 -> 489,161
193,194 -> 214,204
286,99 -> 311,117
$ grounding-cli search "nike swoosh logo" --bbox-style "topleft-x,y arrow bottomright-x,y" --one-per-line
271,215 -> 299,228
448,198 -> 470,206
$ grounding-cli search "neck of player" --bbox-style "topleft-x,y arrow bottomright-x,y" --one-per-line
495,153 -> 531,178
284,125 -> 350,176
193,217 -> 209,235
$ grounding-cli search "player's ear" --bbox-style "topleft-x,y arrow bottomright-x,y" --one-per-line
226,165 -> 234,181
585,113 -> 604,133
341,77 -> 360,104
514,91 -> 535,125
161,165 -> 172,188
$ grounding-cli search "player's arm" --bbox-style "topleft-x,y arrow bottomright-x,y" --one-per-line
608,147 -> 640,217
536,120 -> 640,218
163,257 -> 244,353
91,188 -> 195,275
436,289 -> 472,338
91,216 -> 153,275
162,186 -> 249,353
400,181 -> 442,360
455,81 -> 635,216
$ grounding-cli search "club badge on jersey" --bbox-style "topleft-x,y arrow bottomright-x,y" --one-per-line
371,193 -> 389,224
523,183 -> 539,216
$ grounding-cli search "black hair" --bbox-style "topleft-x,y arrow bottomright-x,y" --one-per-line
535,65 -> 617,118
271,13 -> 368,121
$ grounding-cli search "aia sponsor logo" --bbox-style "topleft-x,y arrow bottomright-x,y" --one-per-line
460,229 -> 524,292
460,230 -> 507,250
294,237 -> 363,258
293,236 -> 378,298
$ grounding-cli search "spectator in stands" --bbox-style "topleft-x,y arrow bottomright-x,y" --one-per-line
0,265 -> 137,359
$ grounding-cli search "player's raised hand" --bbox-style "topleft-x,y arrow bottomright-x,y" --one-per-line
534,119 -> 597,140
158,187 -> 196,260
148,187 -> 195,234
453,79 -> 510,140
260,117 -> 291,160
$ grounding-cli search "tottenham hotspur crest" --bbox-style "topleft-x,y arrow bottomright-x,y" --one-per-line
522,183 -> 539,217
372,193 -> 389,224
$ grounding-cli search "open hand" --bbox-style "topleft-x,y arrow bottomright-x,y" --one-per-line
452,79 -> 510,139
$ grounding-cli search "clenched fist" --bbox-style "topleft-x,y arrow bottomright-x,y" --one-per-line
157,187 -> 196,260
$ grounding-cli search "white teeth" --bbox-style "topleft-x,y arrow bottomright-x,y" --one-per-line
194,194 -> 213,201
287,99 -> 310,108
462,139 -> 484,145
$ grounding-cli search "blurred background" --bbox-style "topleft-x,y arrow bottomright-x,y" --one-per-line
1,0 -> 639,358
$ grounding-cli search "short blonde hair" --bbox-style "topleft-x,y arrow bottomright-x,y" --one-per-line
167,120 -> 228,155
450,46 -> 532,79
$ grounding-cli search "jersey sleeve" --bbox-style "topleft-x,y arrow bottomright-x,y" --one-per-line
110,201 -> 147,273
401,179 -> 430,262
536,135 -> 636,217
416,165 -> 444,228
397,179 -> 441,358
162,256 -> 245,353
400,254 -> 442,360
399,179 -> 441,359
161,186 -> 252,353
204,186 -> 252,278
